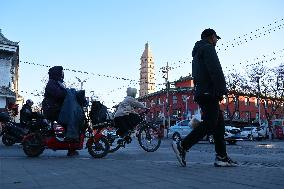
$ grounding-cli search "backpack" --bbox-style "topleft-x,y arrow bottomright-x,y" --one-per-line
89,101 -> 108,125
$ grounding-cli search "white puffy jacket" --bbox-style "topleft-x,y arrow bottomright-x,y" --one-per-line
114,96 -> 146,117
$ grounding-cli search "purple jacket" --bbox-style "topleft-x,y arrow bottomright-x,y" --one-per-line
42,66 -> 67,121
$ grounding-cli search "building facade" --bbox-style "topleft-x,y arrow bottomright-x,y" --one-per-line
139,75 -> 284,126
0,29 -> 21,116
139,42 -> 156,97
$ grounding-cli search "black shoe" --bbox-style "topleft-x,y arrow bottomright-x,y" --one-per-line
172,140 -> 186,167
214,155 -> 238,167
67,150 -> 79,157
124,136 -> 132,144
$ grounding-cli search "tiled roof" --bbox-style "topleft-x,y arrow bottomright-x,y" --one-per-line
0,86 -> 16,98
138,87 -> 193,100
174,75 -> 193,83
0,29 -> 19,46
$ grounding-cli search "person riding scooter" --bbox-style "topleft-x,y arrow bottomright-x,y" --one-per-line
42,66 -> 84,156
20,99 -> 35,127
42,66 -> 67,122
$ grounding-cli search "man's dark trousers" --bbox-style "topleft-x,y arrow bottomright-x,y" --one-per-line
182,97 -> 227,157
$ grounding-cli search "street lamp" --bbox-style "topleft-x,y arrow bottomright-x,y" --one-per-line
185,96 -> 190,118
75,77 -> 88,90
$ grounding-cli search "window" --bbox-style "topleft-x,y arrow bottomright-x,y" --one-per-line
158,98 -> 161,105
234,97 -> 239,107
234,111 -> 240,119
151,100 -> 155,107
223,110 -> 228,119
173,96 -> 177,104
172,109 -> 178,116
272,101 -> 276,110
256,113 -> 259,120
244,111 -> 250,120
182,95 -> 187,102
255,98 -> 259,107
244,97 -> 250,106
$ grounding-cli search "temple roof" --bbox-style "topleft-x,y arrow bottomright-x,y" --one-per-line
0,29 -> 19,47
141,42 -> 153,59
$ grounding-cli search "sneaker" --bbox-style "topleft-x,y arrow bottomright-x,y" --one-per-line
214,155 -> 238,167
172,140 -> 186,167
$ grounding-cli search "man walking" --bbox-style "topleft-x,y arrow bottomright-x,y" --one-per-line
172,28 -> 237,167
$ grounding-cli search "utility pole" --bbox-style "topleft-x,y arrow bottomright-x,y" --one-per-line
75,77 -> 88,90
256,76 -> 261,126
161,62 -> 172,137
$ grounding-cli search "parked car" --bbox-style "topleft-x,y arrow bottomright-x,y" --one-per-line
168,120 -> 192,141
271,119 -> 284,139
208,126 -> 242,145
168,120 -> 241,144
256,126 -> 267,139
240,126 -> 259,140
224,126 -> 242,144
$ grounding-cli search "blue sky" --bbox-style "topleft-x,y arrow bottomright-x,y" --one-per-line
1,0 -> 284,107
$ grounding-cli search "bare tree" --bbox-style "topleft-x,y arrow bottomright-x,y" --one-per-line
244,62 -> 284,133
225,69 -> 248,122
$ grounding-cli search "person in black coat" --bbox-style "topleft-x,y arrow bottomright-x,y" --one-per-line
42,66 -> 67,122
172,28 -> 237,167
20,99 -> 34,126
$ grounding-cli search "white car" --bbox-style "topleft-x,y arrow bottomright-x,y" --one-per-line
256,126 -> 267,139
168,121 -> 241,144
168,120 -> 192,141
240,126 -> 259,140
208,126 -> 242,145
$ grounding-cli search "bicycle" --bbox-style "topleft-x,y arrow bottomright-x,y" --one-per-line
104,111 -> 162,153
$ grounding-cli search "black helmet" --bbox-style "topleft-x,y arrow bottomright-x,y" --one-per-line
26,99 -> 34,106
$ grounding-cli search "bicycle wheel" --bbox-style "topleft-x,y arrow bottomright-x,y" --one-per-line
138,124 -> 161,152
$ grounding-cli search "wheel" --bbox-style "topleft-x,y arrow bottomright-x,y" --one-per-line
22,134 -> 44,157
87,137 -> 110,158
172,133 -> 181,141
227,140 -> 237,145
2,134 -> 16,146
248,135 -> 253,141
104,127 -> 121,153
138,124 -> 161,152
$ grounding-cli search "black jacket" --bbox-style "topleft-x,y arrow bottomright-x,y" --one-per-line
192,39 -> 227,101
20,104 -> 33,124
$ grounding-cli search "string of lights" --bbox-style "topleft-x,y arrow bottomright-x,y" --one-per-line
6,18 -> 283,100
159,18 -> 284,71
217,18 -> 284,51
225,48 -> 284,72
20,60 -> 137,82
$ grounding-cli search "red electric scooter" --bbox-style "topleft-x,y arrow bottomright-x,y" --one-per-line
22,120 -> 110,158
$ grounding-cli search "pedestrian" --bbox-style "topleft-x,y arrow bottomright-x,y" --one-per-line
172,28 -> 237,167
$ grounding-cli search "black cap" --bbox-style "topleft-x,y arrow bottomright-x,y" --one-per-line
201,28 -> 221,40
